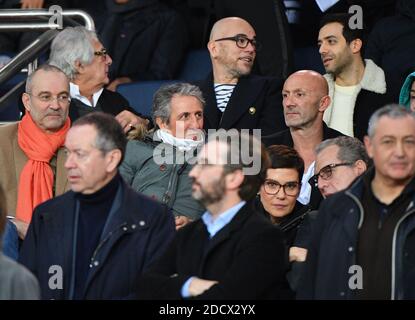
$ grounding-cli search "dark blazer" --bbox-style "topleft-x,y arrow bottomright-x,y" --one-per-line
19,179 -> 175,300
195,74 -> 286,136
69,88 -> 138,121
137,201 -> 291,300
297,170 -> 415,299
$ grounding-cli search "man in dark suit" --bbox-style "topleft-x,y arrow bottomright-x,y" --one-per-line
49,26 -> 149,133
137,130 -> 290,299
196,17 -> 286,136
19,112 -> 175,300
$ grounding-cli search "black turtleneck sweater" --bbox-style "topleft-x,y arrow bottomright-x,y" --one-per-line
73,173 -> 121,299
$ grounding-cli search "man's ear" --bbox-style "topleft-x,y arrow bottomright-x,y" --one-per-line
21,93 -> 31,113
155,117 -> 167,130
364,135 -> 373,159
318,95 -> 331,113
106,149 -> 122,172
350,38 -> 362,54
226,169 -> 245,191
74,60 -> 84,74
353,159 -> 367,176
207,40 -> 217,58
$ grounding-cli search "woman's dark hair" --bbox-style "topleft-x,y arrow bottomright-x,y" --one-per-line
267,145 -> 304,182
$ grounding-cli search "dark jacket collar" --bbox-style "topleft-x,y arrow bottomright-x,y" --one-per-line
199,72 -> 265,130
263,122 -> 343,147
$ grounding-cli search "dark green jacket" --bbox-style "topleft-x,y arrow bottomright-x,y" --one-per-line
119,135 -> 204,220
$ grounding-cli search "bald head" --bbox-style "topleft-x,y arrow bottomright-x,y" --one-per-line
209,17 -> 255,41
208,17 -> 257,82
286,70 -> 328,98
282,70 -> 331,129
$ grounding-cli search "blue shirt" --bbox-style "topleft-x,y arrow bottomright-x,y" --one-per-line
181,201 -> 246,297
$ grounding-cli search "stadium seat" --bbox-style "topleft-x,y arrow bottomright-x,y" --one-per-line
177,49 -> 211,81
117,80 -> 179,117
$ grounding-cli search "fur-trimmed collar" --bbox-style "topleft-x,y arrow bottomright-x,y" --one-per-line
324,59 -> 386,94
323,59 -> 386,125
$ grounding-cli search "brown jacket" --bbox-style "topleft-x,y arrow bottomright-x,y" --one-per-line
0,122 -> 69,217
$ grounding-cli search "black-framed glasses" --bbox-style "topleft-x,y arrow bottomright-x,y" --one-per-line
27,93 -> 71,105
313,162 -> 354,182
263,179 -> 300,196
215,34 -> 261,51
94,47 -> 107,58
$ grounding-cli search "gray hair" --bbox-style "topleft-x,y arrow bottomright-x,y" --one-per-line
49,26 -> 98,80
152,82 -> 205,125
367,104 -> 415,138
316,136 -> 370,166
25,64 -> 68,93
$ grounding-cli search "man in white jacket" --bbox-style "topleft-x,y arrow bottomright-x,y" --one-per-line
317,13 -> 393,141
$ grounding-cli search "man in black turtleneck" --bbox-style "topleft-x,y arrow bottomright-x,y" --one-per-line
20,112 -> 175,300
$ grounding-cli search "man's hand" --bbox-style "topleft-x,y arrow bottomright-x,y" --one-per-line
115,110 -> 149,133
11,218 -> 29,239
188,277 -> 218,297
175,215 -> 192,230
107,77 -> 132,92
20,0 -> 44,8
289,246 -> 308,262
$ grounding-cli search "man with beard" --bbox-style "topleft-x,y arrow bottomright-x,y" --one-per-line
136,131 -> 291,299
317,13 -> 392,141
0,64 -> 71,239
195,17 -> 286,136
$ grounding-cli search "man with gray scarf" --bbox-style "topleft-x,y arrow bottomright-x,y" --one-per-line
119,82 -> 205,229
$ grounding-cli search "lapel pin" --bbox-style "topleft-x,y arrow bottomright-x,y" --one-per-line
249,107 -> 256,115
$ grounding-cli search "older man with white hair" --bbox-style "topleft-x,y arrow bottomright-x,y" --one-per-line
49,26 -> 149,133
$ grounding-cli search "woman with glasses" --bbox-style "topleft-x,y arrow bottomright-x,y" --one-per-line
257,144 -> 311,294
258,144 -> 310,247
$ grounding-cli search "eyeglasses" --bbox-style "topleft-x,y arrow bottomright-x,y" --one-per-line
27,93 -> 71,105
313,162 -> 354,182
263,179 -> 300,196
94,47 -> 107,58
215,34 -> 261,51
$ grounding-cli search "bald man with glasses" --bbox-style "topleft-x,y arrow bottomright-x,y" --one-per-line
195,17 -> 286,136
0,64 -> 72,240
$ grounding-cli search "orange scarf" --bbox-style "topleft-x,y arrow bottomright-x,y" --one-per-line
16,114 -> 71,223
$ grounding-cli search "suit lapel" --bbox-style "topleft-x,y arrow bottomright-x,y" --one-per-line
219,76 -> 263,129
201,204 -> 252,265
39,195 -> 75,298
200,76 -> 222,130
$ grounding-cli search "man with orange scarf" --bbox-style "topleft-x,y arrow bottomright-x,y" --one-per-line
0,64 -> 71,239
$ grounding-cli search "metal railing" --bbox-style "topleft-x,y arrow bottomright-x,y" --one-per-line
0,9 -> 94,31
0,9 -> 95,117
